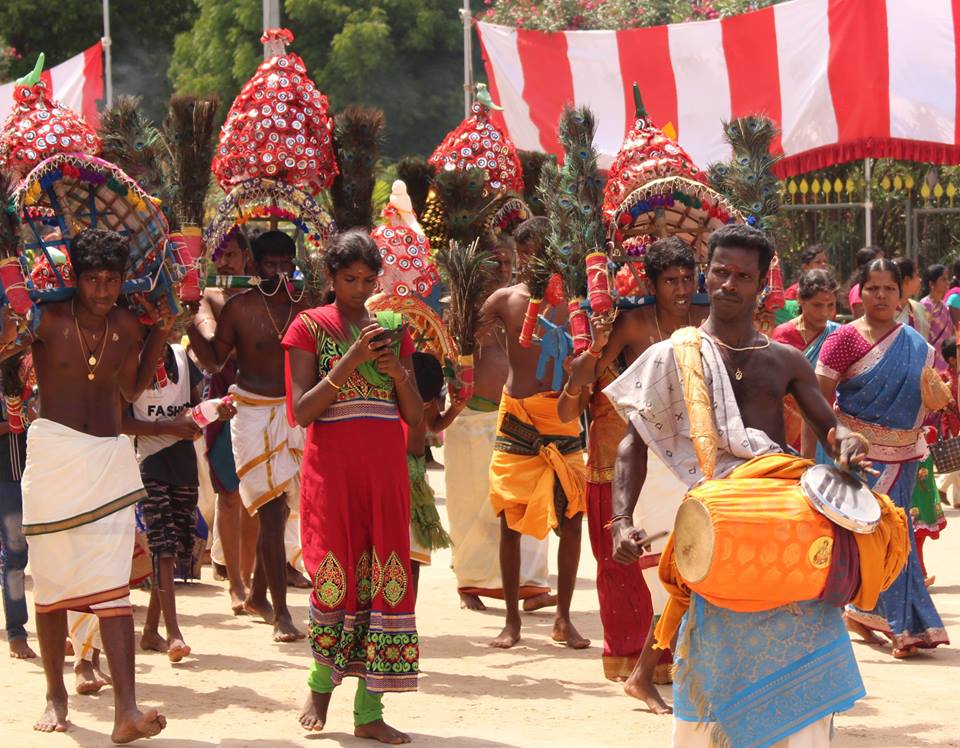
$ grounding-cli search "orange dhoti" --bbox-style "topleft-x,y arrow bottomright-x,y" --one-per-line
489,391 -> 587,539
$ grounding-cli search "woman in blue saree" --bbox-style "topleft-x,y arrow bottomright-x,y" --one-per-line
816,258 -> 949,658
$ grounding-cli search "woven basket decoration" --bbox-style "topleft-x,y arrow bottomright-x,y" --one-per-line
13,153 -> 176,307
203,178 -> 333,260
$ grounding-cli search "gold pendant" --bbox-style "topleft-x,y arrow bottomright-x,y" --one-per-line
87,372 -> 95,381
735,368 -> 743,381
88,355 -> 97,366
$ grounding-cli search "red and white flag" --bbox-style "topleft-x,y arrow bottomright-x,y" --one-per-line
477,0 -> 960,177
0,42 -> 103,127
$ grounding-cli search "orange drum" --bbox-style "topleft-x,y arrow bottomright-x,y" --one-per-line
673,475 -> 835,612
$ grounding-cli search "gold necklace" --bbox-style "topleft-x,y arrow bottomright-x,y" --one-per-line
260,290 -> 294,341
653,308 -> 692,343
73,300 -> 109,381
707,332 -> 770,381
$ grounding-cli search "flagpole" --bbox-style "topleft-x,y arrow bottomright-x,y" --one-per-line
102,0 -> 113,107
263,0 -> 281,60
461,0 -> 472,117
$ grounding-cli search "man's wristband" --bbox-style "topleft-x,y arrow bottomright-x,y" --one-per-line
604,514 -> 633,529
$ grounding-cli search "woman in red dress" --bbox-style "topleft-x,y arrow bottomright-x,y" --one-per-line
284,230 -> 423,744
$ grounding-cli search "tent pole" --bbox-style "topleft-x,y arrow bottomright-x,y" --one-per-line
102,0 -> 113,107
864,158 -> 873,247
461,1 -> 472,117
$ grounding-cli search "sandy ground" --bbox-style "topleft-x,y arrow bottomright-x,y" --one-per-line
2,462 -> 959,748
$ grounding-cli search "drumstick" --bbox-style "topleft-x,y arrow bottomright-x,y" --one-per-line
629,529 -> 670,551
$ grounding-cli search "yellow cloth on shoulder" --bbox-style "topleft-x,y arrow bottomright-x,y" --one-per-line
653,453 -> 910,650
488,390 -> 586,540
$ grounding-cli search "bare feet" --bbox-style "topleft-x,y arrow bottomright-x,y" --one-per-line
893,645 -> 919,659
924,575 -> 935,588
298,691 -> 331,732
624,679 -> 673,714
551,618 -> 590,650
459,592 -> 486,611
139,630 -> 168,653
75,658 -> 109,695
111,708 -> 166,744
243,595 -> 275,624
9,638 -> 37,659
213,562 -> 228,581
652,663 -> 673,685
34,694 -> 70,733
228,582 -> 247,615
64,638 -> 74,657
844,615 -> 887,646
354,718 -> 412,744
489,619 -> 521,649
273,614 -> 305,643
522,592 -> 558,612
167,638 -> 192,663
287,563 -> 312,589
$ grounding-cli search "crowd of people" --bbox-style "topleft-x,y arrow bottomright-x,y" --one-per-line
0,213 -> 954,745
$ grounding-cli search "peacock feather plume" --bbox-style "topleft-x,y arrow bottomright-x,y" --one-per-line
0,169 -> 18,260
434,238 -> 498,357
395,156 -> 434,217
99,96 -> 170,204
331,105 -> 385,231
421,168 -> 489,250
164,95 -> 220,228
518,150 -> 555,217
545,105 -> 604,299
708,115 -> 781,232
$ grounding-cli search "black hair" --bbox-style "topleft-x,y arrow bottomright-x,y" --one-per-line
412,352 -> 444,401
855,246 -> 883,269
514,216 -> 550,249
706,224 -> 775,277
321,229 -> 383,304
893,256 -> 916,280
797,268 -> 839,301
799,244 -> 827,267
942,340 -> 957,362
645,236 -> 695,283
251,229 -> 296,262
858,258 -> 902,292
0,351 -> 24,398
324,228 -> 382,276
225,227 -> 250,250
921,263 -> 947,297
70,228 -> 128,277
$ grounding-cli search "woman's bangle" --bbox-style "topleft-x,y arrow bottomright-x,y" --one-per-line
325,376 -> 343,391
586,346 -> 602,359
847,431 -> 870,449
393,370 -> 410,386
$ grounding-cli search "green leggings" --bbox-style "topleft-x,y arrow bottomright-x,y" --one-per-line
307,661 -> 383,726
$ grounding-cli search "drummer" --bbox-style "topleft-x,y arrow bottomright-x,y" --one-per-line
603,225 -> 871,748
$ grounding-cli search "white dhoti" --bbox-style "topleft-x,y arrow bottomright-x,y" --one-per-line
635,452 -> 688,615
674,715 -> 833,747
444,407 -> 549,598
68,611 -> 101,661
229,386 -> 305,515
22,419 -> 144,615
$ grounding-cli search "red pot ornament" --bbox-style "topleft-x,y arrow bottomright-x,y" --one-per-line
454,355 -> 475,401
568,300 -> 591,355
519,297 -> 542,349
585,251 -> 612,314
428,84 -> 523,195
0,54 -> 101,180
212,29 -> 338,192
544,273 -> 566,307
760,252 -> 785,312
170,226 -> 203,303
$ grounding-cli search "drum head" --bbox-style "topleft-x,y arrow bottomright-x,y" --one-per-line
674,499 -> 715,584
801,464 -> 881,534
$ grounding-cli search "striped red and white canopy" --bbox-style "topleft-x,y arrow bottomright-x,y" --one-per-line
0,42 -> 103,129
477,0 -> 960,177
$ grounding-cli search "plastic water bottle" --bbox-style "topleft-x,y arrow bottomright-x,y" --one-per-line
191,395 -> 232,427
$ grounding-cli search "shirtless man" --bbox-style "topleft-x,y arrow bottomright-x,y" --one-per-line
188,230 -> 309,642
191,232 -> 260,613
559,236 -> 705,711
0,228 -> 169,742
445,225 -> 556,613
606,224 -> 870,745
481,227 -> 588,650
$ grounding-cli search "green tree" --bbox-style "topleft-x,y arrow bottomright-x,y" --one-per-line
169,0 -> 464,159
0,0 -> 197,122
